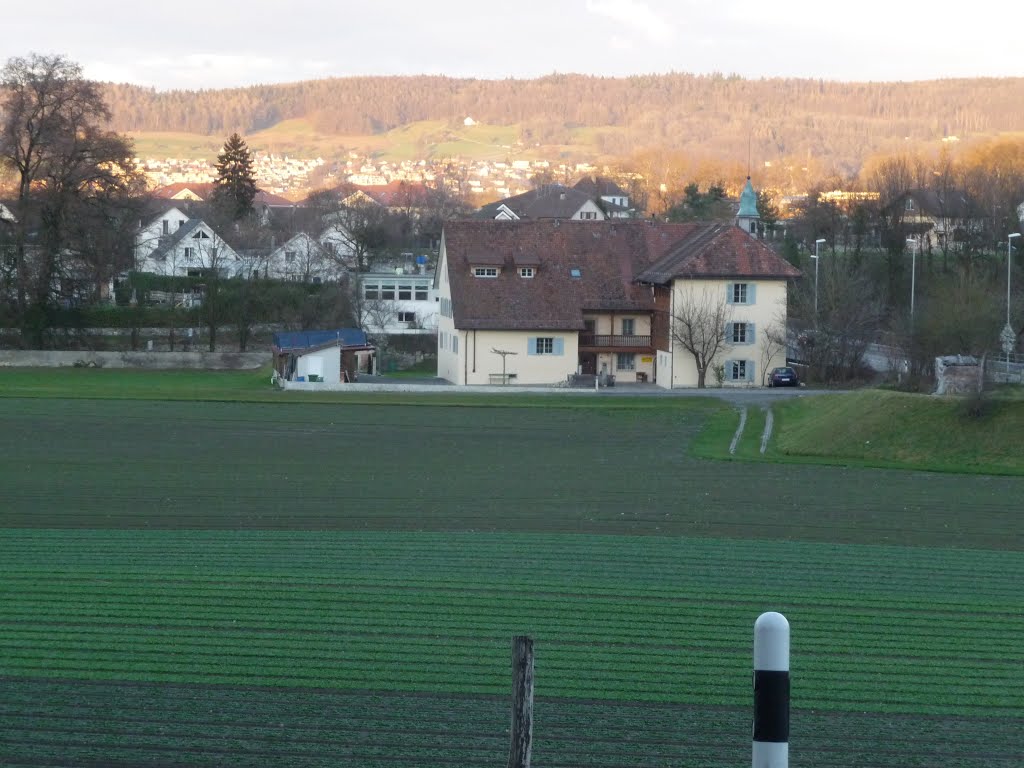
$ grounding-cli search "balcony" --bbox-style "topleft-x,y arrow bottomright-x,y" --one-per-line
579,333 -> 652,350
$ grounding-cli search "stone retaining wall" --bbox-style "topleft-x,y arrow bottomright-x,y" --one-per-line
0,350 -> 269,370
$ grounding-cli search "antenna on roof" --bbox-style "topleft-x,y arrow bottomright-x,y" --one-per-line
747,128 -> 752,179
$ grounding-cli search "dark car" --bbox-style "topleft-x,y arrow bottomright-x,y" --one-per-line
768,366 -> 800,387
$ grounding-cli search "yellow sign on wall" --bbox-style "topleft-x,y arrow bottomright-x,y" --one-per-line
641,356 -> 654,363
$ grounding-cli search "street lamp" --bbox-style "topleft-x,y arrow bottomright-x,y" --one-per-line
1006,233 -> 1020,327
905,237 -> 919,327
1003,233 -> 1021,376
812,238 -> 826,319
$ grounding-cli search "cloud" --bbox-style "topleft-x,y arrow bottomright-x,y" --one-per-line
585,0 -> 675,44
92,53 -> 339,90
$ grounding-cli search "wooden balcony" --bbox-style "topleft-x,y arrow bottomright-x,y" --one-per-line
579,333 -> 652,350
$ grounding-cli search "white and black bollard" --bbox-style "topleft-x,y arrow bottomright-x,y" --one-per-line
753,611 -> 789,768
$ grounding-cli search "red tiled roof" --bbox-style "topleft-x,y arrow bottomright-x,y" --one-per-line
635,224 -> 803,283
443,220 -> 800,331
152,183 -> 292,207
355,181 -> 434,207
152,182 -> 215,200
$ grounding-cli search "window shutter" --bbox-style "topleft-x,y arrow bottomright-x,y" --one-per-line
747,323 -> 756,344
726,284 -> 735,305
724,359 -> 734,380
748,284 -> 757,304
527,338 -> 537,356
724,322 -> 732,342
746,360 -> 755,381
553,338 -> 564,356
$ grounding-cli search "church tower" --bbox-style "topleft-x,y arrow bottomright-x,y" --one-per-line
736,176 -> 760,236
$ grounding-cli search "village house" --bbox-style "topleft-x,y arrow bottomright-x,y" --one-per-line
476,184 -> 606,221
435,219 -> 800,387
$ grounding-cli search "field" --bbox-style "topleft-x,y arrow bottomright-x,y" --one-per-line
1,395 -> 1022,767
132,119 -> 544,165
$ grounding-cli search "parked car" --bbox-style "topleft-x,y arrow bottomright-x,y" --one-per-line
768,366 -> 800,387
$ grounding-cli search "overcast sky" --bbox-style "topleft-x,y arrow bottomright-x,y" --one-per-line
3,0 -> 1019,90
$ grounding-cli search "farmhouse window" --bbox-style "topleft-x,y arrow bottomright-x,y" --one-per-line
727,283 -> 756,305
473,267 -> 498,278
398,285 -> 412,300
381,285 -> 396,300
184,247 -> 195,261
621,318 -> 635,335
529,337 -> 563,356
364,283 -> 379,299
285,250 -> 296,263
728,359 -> 754,381
730,322 -> 755,344
398,311 -> 415,323
616,353 -> 635,370
519,267 -> 535,278
415,286 -> 428,300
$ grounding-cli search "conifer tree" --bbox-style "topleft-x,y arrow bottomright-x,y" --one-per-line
212,132 -> 257,220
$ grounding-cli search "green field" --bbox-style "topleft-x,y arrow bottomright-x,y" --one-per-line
132,119 -> 545,164
1,395 -> 1022,767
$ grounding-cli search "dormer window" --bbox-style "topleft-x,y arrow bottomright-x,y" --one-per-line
905,198 -> 915,211
473,267 -> 498,278
519,267 -> 535,278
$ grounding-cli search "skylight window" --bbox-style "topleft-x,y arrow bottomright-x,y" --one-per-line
570,268 -> 582,278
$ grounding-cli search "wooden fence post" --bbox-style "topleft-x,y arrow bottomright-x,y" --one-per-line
507,635 -> 534,768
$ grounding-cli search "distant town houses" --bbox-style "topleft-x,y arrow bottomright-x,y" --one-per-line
138,146 -> 637,213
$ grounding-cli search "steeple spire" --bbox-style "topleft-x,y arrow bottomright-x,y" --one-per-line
736,176 -> 760,236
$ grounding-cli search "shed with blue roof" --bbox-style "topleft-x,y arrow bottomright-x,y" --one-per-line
271,329 -> 376,388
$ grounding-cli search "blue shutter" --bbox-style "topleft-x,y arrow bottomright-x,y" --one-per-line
747,323 -> 756,345
746,360 -> 755,381
527,338 -> 537,356
724,359 -> 735,381
724,322 -> 732,342
726,283 -> 735,305
553,338 -> 564,356
748,284 -> 757,304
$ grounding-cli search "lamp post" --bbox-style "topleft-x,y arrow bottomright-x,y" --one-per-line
1004,233 -> 1021,376
1007,233 -> 1020,327
812,238 -> 826,320
905,237 -> 919,328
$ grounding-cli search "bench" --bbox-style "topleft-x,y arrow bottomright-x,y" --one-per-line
489,373 -> 517,385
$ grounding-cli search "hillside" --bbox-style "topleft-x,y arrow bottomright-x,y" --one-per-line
103,73 -> 1024,175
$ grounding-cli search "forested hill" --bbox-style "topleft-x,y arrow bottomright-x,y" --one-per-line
101,74 -> 1024,173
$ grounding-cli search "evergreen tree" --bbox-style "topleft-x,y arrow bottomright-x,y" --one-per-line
212,132 -> 257,220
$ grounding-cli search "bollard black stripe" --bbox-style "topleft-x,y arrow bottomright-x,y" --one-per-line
753,669 -> 789,743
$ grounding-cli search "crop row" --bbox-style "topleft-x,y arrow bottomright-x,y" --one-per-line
1,630 -> 1020,686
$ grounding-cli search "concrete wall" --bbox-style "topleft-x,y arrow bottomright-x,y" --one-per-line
0,350 -> 269,369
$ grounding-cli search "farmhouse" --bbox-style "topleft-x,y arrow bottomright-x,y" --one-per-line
435,219 -> 800,387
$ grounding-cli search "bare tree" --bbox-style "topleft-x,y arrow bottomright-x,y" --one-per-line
317,192 -> 399,272
669,286 -> 734,388
1,53 -> 143,345
758,316 -> 789,386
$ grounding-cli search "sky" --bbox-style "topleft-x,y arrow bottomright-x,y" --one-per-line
3,0 -> 1019,90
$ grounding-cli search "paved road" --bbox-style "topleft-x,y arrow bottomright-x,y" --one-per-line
353,374 -> 843,404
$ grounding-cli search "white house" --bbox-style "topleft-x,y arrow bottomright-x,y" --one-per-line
358,266 -> 438,336
264,233 -> 337,283
134,207 -> 190,264
135,218 -> 242,279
